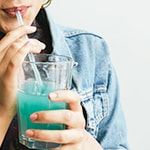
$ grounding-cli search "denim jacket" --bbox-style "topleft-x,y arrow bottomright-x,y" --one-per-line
1,9 -> 129,150
45,8 -> 129,150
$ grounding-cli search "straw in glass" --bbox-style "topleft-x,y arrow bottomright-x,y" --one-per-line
16,10 -> 43,86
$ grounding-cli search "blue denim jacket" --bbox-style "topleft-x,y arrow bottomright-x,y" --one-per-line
45,8 -> 129,150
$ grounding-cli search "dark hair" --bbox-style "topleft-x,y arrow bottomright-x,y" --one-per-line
29,9 -> 53,54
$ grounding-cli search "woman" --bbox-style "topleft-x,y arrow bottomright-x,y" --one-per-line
0,0 -> 129,149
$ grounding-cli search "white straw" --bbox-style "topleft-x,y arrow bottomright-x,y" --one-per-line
16,11 -> 43,86
16,11 -> 28,39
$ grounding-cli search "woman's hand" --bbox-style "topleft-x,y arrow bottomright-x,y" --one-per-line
0,25 -> 45,144
26,90 -> 103,150
0,25 -> 45,114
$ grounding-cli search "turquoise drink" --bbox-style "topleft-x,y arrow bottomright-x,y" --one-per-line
17,81 -> 67,149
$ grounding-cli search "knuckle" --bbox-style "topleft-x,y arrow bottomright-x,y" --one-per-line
57,131 -> 67,143
80,115 -> 86,128
33,130 -> 43,139
71,90 -> 80,101
63,110 -> 73,123
9,57 -> 20,68
40,112 -> 50,122
9,60 -> 16,68
6,31 -> 13,37
5,31 -> 11,38
78,129 -> 85,140
11,42 -> 20,50
6,30 -> 18,40
75,112 -> 86,128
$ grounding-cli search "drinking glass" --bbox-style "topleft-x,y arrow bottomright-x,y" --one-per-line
17,54 -> 75,149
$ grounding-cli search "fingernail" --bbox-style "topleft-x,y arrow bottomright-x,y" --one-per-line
40,43 -> 46,49
30,113 -> 38,121
26,130 -> 34,137
49,93 -> 58,100
27,26 -> 37,31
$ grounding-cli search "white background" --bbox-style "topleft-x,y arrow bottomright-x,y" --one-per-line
49,0 -> 150,149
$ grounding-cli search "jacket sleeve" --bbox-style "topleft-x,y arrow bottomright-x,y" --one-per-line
96,40 -> 129,150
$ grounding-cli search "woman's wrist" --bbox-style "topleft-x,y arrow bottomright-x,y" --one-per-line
0,107 -> 16,145
0,103 -> 16,118
83,131 -> 104,150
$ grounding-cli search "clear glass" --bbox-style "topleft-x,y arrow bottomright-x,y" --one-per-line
17,54 -> 74,149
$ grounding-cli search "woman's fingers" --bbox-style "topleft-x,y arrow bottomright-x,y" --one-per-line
29,90 -> 85,128
27,91 -> 86,148
0,25 -> 37,62
0,38 -> 45,76
0,25 -> 36,52
30,110 -> 85,128
26,128 -> 85,144
0,42 -> 32,87
27,39 -> 46,53
48,90 -> 82,112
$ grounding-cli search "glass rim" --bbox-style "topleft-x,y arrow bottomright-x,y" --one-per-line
24,54 -> 74,64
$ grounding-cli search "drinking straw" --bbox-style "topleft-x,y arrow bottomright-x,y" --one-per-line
16,11 -> 43,86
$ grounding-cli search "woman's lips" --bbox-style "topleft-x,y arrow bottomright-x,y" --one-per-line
3,6 -> 29,17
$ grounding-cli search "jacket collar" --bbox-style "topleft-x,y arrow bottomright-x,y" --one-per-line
45,8 -> 73,59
